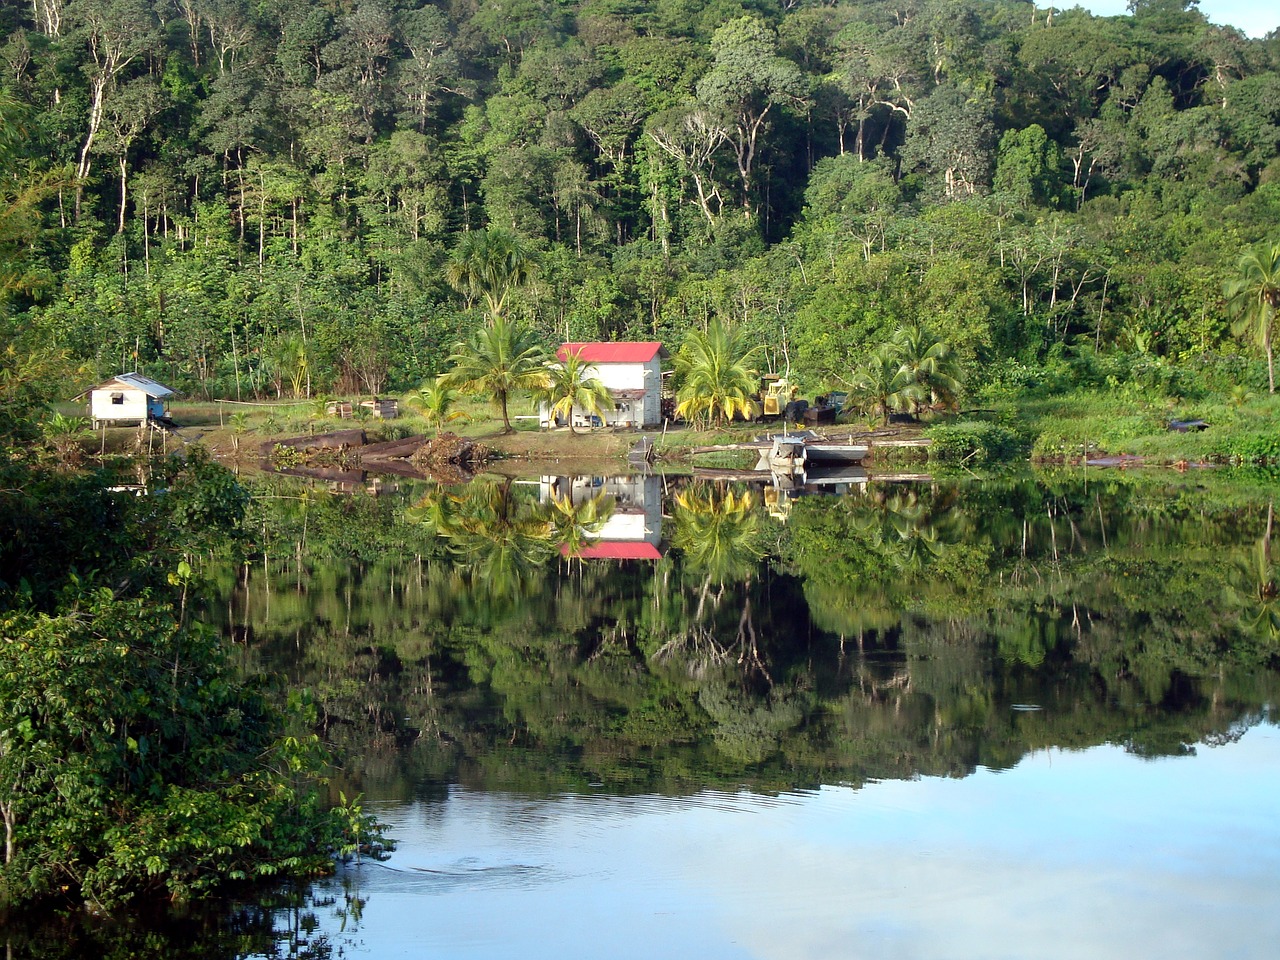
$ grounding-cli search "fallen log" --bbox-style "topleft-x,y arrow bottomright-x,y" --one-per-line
260,428 -> 366,456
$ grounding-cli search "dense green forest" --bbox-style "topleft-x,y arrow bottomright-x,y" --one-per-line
2,0 -> 1279,404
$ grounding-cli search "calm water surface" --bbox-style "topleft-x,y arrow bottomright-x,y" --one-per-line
12,470 -> 1280,958
301,725 -> 1280,960
222,470 -> 1280,960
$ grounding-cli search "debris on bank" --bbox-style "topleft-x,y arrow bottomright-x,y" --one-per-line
262,429 -> 367,457
260,429 -> 490,483
409,431 -> 491,469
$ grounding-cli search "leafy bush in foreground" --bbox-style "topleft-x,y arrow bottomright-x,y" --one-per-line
928,421 -> 1026,465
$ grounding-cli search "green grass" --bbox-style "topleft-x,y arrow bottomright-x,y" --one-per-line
1010,389 -> 1280,464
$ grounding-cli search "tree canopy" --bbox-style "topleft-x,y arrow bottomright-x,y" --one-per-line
0,0 -> 1278,406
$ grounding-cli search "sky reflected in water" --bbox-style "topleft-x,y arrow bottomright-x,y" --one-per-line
299,722 -> 1280,960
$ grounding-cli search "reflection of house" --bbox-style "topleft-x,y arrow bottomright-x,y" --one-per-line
540,342 -> 667,429
542,474 -> 664,560
77,373 -> 175,427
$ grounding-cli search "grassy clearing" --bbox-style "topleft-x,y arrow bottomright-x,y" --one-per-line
1010,390 -> 1280,464
62,385 -> 1280,473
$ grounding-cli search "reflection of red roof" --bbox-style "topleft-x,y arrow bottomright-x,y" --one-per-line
558,342 -> 665,363
560,541 -> 663,560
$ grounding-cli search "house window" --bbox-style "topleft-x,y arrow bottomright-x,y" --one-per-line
110,392 -> 125,405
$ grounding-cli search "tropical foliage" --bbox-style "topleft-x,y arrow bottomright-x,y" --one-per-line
1,0 -> 1277,421
0,454 -> 384,910
674,321 -> 761,427
436,317 -> 551,432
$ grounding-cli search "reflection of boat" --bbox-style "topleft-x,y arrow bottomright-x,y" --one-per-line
802,464 -> 869,488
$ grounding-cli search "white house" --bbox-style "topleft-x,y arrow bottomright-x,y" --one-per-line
541,341 -> 667,429
78,373 -> 175,427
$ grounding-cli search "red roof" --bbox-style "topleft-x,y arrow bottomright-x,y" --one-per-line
560,541 -> 663,560
558,342 -> 665,364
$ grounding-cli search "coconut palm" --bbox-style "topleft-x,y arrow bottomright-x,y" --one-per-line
445,226 -> 538,323
893,323 -> 961,414
1224,241 -> 1280,394
437,317 -> 551,433
540,349 -> 615,434
847,342 -> 916,424
405,381 -> 464,432
674,321 -> 760,427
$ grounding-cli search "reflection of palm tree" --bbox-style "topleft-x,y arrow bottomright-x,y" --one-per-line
407,479 -> 556,599
545,491 -> 615,558
672,483 -> 765,585
884,491 -> 944,572
437,317 -> 551,433
1228,501 -> 1280,640
540,350 -> 615,434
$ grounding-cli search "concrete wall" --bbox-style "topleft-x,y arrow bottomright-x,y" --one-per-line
90,388 -> 150,424
539,358 -> 663,429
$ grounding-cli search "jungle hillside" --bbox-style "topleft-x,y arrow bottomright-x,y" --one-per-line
2,0 -> 1280,442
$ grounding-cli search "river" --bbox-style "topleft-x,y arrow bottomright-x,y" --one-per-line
8,468 -> 1280,958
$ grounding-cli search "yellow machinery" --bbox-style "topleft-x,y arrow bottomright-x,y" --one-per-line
764,486 -> 792,521
760,377 -> 795,418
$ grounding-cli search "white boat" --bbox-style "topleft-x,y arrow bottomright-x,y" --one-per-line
760,434 -> 868,473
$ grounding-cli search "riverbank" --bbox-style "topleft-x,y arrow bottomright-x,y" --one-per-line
60,387 -> 1280,474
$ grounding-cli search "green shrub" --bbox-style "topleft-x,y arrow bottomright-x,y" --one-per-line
376,422 -> 416,441
927,421 -> 1025,464
1211,431 -> 1280,464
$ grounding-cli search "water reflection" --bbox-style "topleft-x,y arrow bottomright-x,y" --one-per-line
14,471 -> 1280,957
0,883 -> 366,959
213,471 -> 1280,803
405,478 -> 558,600
273,728 -> 1280,960
541,474 -> 662,560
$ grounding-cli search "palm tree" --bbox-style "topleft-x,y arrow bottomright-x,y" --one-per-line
893,323 -> 961,414
1224,241 -> 1280,394
405,381 -> 464,433
444,226 -> 538,323
437,317 -> 551,433
674,321 -> 760,427
847,342 -> 915,424
540,348 -> 615,434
